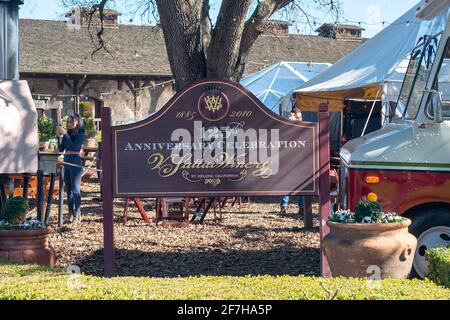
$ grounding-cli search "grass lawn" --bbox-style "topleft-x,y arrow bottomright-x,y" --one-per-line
0,258 -> 449,300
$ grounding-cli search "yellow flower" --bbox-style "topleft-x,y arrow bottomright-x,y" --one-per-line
367,193 -> 378,202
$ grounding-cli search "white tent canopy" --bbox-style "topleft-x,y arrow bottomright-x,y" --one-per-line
294,1 -> 449,112
240,61 -> 330,114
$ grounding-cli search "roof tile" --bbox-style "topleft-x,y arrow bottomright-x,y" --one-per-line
19,19 -> 363,77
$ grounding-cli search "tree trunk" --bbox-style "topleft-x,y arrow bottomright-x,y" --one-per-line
156,0 -> 293,90
156,0 -> 208,91
206,0 -> 252,80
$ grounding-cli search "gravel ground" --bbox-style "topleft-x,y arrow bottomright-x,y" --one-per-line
33,179 -> 321,277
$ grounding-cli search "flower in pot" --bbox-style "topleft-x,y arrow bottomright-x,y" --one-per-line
323,195 -> 417,279
38,116 -> 56,150
0,197 -> 56,267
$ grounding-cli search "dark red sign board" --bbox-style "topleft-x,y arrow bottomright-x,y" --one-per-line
111,80 -> 319,197
101,81 -> 331,278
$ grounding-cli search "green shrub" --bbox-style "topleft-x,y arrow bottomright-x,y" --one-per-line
79,101 -> 93,119
354,200 -> 383,223
95,131 -> 102,143
37,116 -> 56,142
79,101 -> 97,138
426,247 -> 450,288
61,115 -> 69,130
0,258 -> 449,300
0,197 -> 29,225
83,118 -> 97,138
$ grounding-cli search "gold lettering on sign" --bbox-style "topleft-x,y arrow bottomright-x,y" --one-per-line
204,95 -> 222,112
147,152 -> 274,179
204,179 -> 221,187
176,111 -> 196,120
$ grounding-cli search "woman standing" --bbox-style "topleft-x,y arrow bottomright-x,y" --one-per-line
57,114 -> 85,225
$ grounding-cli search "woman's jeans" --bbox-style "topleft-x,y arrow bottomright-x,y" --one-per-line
280,196 -> 304,208
63,154 -> 82,215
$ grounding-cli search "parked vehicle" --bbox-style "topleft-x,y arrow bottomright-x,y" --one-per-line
339,0 -> 450,278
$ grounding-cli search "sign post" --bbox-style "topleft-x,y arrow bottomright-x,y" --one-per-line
319,103 -> 331,277
101,107 -> 115,277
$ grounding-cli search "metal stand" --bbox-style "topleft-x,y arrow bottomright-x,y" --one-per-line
58,166 -> 64,227
23,174 -> 29,200
36,169 -> 44,222
44,173 -> 55,225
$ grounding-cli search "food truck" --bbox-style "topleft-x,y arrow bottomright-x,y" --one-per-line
339,0 -> 450,278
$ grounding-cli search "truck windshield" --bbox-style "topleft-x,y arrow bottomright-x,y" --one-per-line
395,33 -> 442,119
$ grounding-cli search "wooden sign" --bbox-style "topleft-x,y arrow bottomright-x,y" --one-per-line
100,80 -> 331,278
111,80 -> 319,197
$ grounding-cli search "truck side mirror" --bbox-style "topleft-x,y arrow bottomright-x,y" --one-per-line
432,90 -> 444,123
428,89 -> 444,123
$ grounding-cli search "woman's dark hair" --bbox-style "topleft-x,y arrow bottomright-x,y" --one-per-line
67,113 -> 84,135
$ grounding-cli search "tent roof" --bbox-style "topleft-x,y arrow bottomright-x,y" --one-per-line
240,61 -> 330,113
295,1 -> 449,111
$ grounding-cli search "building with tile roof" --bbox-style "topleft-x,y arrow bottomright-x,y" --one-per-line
19,18 -> 364,123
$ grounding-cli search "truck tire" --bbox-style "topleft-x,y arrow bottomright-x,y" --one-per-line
407,207 -> 450,279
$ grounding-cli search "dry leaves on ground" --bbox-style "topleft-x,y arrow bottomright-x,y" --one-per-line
32,180 -> 321,277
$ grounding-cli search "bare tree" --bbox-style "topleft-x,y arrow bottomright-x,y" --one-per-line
60,0 -> 341,91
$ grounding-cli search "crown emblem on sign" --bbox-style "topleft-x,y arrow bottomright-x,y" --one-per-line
204,95 -> 223,112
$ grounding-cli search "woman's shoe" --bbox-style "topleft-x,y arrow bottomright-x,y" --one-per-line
65,211 -> 75,224
74,212 -> 81,225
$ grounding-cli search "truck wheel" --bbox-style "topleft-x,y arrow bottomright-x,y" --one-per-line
408,208 -> 450,279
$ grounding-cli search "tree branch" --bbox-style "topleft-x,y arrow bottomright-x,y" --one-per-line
206,0 -> 253,79
234,0 -> 341,80
87,0 -> 110,57
234,0 -> 292,80
200,0 -> 211,58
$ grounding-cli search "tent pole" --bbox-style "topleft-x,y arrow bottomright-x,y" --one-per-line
261,65 -> 282,104
361,86 -> 382,137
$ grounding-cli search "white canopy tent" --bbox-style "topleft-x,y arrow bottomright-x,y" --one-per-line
294,0 -> 449,119
240,61 -> 330,114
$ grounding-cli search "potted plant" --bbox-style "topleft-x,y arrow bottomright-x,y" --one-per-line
0,197 -> 56,267
323,194 -> 417,279
80,101 -> 98,148
37,116 -> 56,150
83,118 -> 98,148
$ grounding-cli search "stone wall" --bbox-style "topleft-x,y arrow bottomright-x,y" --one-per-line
25,78 -> 175,124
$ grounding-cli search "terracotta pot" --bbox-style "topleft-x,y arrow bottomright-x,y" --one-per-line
323,219 -> 417,278
0,227 -> 56,267
84,137 -> 97,148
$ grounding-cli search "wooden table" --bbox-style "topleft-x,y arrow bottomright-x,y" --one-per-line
123,198 -> 151,225
190,197 -> 223,224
